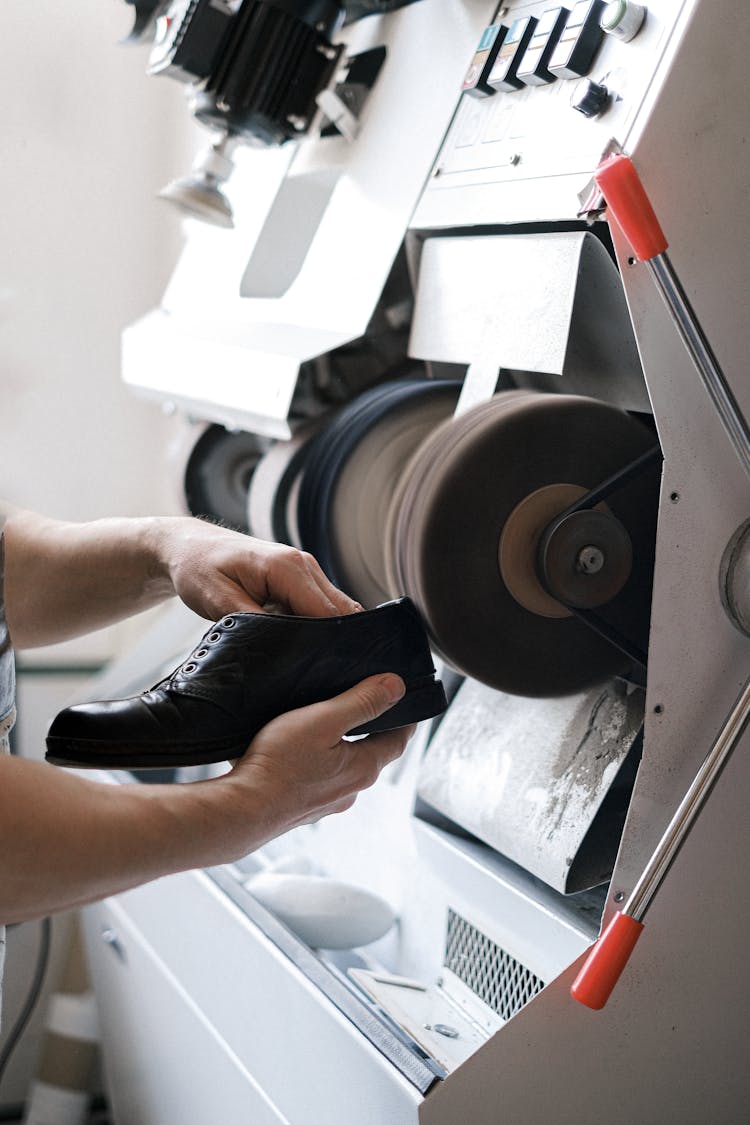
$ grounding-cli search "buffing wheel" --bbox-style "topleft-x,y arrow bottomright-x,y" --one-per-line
330,387 -> 460,606
246,420 -> 324,544
385,390 -> 659,696
183,424 -> 272,533
297,378 -> 461,603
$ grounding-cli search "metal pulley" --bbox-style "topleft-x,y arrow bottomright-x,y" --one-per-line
539,506 -> 633,609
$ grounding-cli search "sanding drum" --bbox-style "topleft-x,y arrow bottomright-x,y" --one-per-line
244,377 -> 464,609
384,389 -> 660,696
294,378 -> 462,606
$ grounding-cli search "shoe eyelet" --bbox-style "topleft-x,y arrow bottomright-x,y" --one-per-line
207,632 -> 221,643
223,617 -> 236,628
182,662 -> 198,674
195,648 -> 209,659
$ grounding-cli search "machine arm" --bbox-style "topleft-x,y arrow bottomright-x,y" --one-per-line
572,152 -> 750,1009
595,152 -> 750,479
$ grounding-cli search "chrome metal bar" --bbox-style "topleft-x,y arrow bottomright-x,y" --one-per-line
625,677 -> 750,921
649,254 -> 750,479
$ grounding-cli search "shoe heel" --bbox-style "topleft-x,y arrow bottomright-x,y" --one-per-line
348,679 -> 448,737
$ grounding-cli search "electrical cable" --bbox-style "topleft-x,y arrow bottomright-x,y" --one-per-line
0,917 -> 52,1088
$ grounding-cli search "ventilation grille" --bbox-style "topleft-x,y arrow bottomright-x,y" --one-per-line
444,909 -> 545,1022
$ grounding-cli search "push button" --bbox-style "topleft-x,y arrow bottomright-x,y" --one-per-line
600,0 -> 646,42
516,7 -> 570,86
548,0 -> 606,80
487,16 -> 537,92
462,25 -> 508,98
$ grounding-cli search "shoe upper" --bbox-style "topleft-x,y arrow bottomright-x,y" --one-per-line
48,598 -> 436,749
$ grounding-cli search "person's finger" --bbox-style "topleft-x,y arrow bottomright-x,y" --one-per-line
365,724 -> 417,768
265,673 -> 406,748
178,575 -> 265,622
339,725 -> 415,791
320,673 -> 406,742
300,555 -> 362,615
184,548 -> 360,621
263,547 -> 361,617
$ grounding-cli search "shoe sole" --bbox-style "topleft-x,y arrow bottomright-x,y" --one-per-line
45,680 -> 448,770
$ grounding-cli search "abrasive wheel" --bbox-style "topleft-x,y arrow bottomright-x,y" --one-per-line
246,420 -> 324,544
183,424 -> 272,533
385,390 -> 660,697
297,378 -> 461,605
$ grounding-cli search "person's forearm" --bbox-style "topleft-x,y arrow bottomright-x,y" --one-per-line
3,508 -> 175,648
2,507 -> 359,649
0,675 -> 410,924
0,756 -> 252,923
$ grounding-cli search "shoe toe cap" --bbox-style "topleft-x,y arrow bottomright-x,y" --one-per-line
47,698 -> 151,742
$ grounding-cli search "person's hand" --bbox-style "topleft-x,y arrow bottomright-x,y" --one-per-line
153,516 -> 361,621
218,673 -> 415,853
0,674 -> 413,922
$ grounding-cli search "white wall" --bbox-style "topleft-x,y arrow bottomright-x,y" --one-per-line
0,0 -> 195,522
0,2 -> 201,1107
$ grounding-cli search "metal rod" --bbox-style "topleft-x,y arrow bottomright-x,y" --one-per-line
649,254 -> 750,480
625,676 -> 750,921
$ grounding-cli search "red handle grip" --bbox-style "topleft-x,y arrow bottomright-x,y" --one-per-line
595,154 -> 669,261
570,911 -> 644,1010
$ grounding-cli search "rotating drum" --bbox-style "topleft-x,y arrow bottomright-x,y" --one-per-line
385,390 -> 660,697
297,379 -> 461,606
246,421 -> 324,545
182,424 -> 272,533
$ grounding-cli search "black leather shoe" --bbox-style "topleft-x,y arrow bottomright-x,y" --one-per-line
45,598 -> 446,769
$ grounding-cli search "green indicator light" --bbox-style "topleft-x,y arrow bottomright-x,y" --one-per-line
601,0 -> 627,31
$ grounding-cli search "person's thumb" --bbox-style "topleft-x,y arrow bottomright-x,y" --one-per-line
307,673 -> 406,743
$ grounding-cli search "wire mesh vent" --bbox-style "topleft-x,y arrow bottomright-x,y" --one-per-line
444,909 -> 545,1022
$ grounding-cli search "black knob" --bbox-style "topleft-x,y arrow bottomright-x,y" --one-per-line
571,79 -> 610,118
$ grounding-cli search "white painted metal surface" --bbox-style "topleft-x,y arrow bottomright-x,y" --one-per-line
419,0 -> 750,1119
86,869 -> 425,1124
92,0 -> 750,1120
83,897 -> 290,1125
408,230 -> 650,410
411,0 -> 691,228
122,0 -> 496,430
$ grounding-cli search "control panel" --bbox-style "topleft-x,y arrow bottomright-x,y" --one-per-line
412,0 -> 687,229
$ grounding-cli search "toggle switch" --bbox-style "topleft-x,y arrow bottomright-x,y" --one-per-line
516,7 -> 570,86
487,16 -> 537,92
549,0 -> 606,80
571,77 -> 610,117
462,24 -> 508,97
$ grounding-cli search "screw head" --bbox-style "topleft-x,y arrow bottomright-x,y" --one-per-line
576,545 -> 605,574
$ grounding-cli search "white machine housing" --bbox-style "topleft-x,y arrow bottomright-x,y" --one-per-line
83,1 -> 750,1121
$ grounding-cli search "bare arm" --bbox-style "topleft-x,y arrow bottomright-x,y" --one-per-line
0,674 -> 411,924
2,508 -> 359,649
